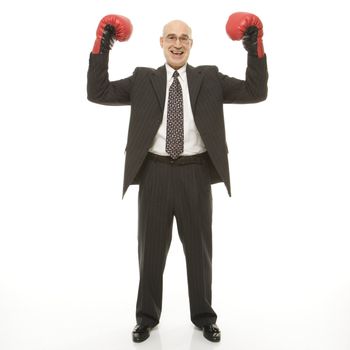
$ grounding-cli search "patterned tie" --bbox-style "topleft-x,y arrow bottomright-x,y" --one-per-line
166,70 -> 184,159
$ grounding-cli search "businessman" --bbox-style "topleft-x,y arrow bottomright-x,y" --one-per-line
87,12 -> 268,343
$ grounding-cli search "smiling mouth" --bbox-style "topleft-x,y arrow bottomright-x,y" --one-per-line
170,49 -> 184,56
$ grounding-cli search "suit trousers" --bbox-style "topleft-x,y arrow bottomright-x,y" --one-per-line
136,152 -> 217,328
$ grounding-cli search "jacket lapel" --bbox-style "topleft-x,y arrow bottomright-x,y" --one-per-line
151,65 -> 167,111
150,64 -> 203,114
186,65 -> 203,114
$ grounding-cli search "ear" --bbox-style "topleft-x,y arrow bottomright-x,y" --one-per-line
160,37 -> 164,48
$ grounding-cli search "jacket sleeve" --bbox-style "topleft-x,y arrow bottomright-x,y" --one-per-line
87,53 -> 134,106
219,54 -> 268,104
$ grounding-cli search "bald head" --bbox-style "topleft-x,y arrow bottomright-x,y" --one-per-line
162,20 -> 192,38
160,19 -> 193,70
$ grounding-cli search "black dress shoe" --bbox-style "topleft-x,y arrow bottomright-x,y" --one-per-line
132,324 -> 151,343
202,323 -> 221,342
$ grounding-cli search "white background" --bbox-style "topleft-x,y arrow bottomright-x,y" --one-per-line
1,0 -> 350,349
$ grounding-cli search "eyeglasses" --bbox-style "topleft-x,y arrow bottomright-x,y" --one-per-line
165,34 -> 192,45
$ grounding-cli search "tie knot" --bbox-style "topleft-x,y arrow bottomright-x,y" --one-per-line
173,71 -> 179,78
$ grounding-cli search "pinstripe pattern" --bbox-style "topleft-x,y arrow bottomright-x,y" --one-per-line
87,53 -> 268,198
87,52 -> 268,328
136,154 -> 217,327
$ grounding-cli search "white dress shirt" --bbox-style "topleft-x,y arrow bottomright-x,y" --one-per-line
148,64 -> 206,156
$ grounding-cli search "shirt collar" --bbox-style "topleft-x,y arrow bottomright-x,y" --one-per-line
165,63 -> 187,83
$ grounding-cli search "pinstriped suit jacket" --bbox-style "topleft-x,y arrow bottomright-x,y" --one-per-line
87,53 -> 268,198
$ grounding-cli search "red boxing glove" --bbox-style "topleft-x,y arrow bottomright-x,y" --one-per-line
92,14 -> 133,54
226,12 -> 264,58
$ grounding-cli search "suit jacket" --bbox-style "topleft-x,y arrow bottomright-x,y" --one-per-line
87,53 -> 268,198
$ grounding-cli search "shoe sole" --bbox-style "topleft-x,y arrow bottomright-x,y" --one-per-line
203,333 -> 221,342
132,332 -> 150,343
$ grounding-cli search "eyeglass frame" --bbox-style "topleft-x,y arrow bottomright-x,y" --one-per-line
164,34 -> 193,45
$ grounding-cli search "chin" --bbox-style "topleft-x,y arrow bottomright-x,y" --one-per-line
169,60 -> 186,69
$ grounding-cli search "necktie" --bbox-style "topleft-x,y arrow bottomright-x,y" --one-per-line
166,71 -> 184,159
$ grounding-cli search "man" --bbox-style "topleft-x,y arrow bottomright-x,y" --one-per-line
87,12 -> 268,343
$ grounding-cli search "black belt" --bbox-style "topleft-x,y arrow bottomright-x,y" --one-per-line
146,152 -> 209,165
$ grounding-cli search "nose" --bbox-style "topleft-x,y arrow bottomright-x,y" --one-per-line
174,38 -> 183,46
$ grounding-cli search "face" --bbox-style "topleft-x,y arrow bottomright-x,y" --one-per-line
160,20 -> 193,70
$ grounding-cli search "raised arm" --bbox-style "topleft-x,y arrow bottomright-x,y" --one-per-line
220,12 -> 268,104
87,14 -> 134,106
